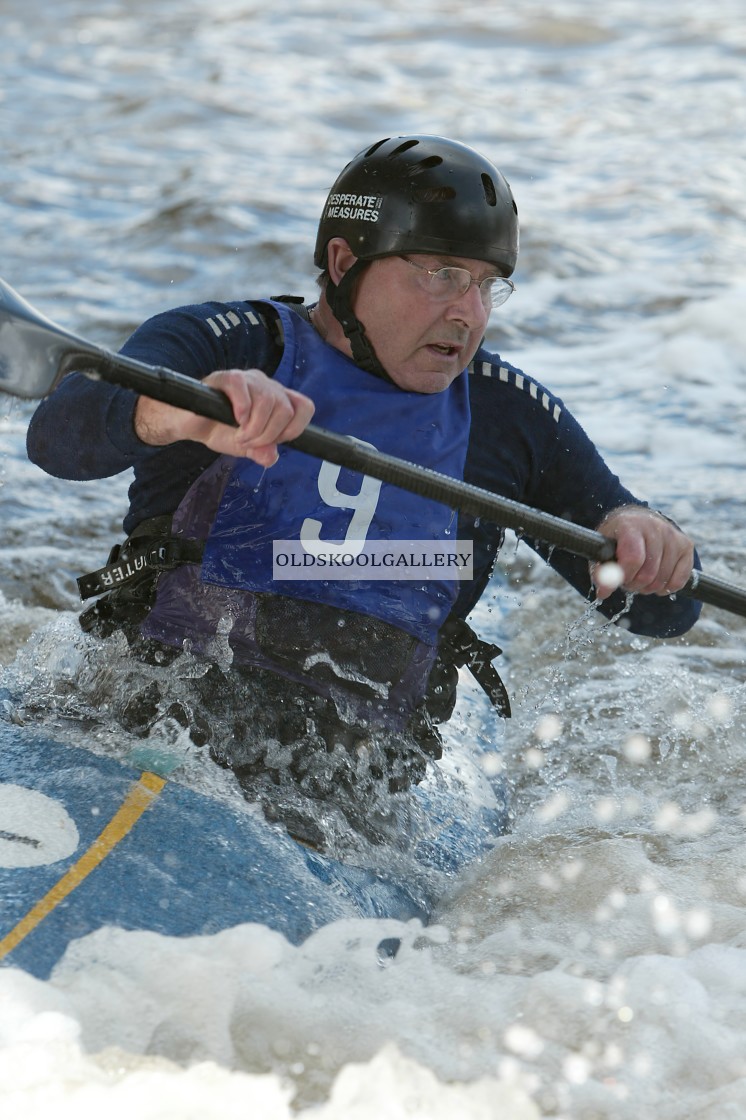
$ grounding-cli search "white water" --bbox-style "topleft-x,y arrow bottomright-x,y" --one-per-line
2,1 -> 746,1116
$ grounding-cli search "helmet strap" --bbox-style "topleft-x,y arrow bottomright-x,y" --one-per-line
327,260 -> 393,383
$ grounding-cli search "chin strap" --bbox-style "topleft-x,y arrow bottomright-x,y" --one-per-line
326,260 -> 393,383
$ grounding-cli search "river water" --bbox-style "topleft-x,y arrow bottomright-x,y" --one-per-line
1,1 -> 746,1117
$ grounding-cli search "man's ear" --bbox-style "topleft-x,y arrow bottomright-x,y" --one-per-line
326,238 -> 359,285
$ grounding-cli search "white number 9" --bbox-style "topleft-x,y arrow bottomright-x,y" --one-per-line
300,438 -> 382,557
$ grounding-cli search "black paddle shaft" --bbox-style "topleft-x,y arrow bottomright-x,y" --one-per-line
63,357 -> 746,621
1,275 -> 745,618
93,352 -> 746,619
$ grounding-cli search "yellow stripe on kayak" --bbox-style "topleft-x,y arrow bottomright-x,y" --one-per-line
0,770 -> 166,962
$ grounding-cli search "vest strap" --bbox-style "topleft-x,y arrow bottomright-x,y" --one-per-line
270,294 -> 311,322
77,519 -> 204,601
438,615 -> 511,718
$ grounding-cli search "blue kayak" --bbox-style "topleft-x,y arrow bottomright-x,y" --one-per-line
0,715 -> 506,979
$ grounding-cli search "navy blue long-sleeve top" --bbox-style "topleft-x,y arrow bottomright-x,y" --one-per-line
26,299 -> 701,638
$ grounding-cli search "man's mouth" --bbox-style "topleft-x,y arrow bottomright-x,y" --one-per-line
427,342 -> 461,357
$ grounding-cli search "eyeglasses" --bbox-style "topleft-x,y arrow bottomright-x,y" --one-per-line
399,256 -> 516,309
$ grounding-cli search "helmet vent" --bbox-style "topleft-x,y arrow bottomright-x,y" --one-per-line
389,139 -> 420,158
365,139 -> 391,157
481,174 -> 497,207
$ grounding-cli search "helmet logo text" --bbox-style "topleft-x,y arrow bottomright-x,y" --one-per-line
325,193 -> 384,222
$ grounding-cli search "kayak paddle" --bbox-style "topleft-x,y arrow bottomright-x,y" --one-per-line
1,276 -> 744,618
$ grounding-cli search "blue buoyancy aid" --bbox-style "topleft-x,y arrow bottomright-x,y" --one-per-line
142,301 -> 471,724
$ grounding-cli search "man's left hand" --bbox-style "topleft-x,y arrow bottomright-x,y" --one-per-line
591,505 -> 694,601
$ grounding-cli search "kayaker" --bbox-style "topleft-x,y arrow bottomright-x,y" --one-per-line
26,135 -> 700,847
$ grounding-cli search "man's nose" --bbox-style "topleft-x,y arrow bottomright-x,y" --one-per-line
446,280 -> 490,329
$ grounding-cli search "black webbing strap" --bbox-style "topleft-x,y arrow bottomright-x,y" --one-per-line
439,615 -> 511,719
77,530 -> 204,601
271,294 -> 312,322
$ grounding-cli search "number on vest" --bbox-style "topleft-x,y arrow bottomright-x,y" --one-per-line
300,438 -> 382,557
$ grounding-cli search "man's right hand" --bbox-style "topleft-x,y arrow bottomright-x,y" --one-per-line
134,368 -> 315,467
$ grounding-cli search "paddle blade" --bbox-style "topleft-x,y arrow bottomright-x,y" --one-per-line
0,278 -> 98,399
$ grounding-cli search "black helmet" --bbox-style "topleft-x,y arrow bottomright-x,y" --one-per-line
315,135 -> 519,278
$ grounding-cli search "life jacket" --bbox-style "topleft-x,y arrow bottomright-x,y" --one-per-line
138,300 -> 472,728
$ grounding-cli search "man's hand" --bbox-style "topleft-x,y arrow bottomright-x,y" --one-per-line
134,368 -> 315,467
591,505 -> 695,601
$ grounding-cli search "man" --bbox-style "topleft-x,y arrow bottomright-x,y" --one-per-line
26,135 -> 699,850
